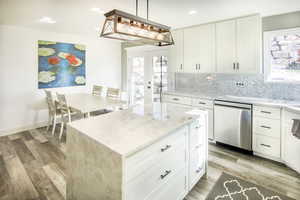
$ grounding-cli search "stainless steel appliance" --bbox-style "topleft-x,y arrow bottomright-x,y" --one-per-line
214,100 -> 252,151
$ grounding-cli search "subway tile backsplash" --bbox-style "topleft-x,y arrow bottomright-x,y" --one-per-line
169,73 -> 300,101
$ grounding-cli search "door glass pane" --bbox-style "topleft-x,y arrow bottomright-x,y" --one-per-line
130,57 -> 144,105
152,56 -> 168,102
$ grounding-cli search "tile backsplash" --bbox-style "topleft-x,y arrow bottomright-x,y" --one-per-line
169,73 -> 300,101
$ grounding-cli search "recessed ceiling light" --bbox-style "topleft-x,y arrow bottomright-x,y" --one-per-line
38,17 -> 56,24
188,10 -> 197,15
90,7 -> 105,14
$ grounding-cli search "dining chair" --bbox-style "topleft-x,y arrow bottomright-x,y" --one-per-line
56,93 -> 81,140
44,90 -> 61,136
92,85 -> 103,96
107,87 -> 121,99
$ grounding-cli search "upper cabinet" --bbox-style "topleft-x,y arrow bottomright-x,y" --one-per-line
184,24 -> 216,73
168,29 -> 184,73
168,14 -> 261,74
236,15 -> 261,73
216,15 -> 261,73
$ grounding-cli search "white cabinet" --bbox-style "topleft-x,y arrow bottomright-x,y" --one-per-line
216,20 -> 236,73
282,109 -> 300,173
236,15 -> 261,73
216,15 -> 261,74
189,117 -> 207,189
169,30 -> 184,72
184,24 -> 216,73
253,105 -> 282,161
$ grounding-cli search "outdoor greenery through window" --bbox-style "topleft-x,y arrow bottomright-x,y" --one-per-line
264,28 -> 300,82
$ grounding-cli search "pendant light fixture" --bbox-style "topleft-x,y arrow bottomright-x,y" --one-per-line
100,0 -> 174,46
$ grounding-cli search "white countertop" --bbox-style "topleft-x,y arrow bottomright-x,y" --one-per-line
164,90 -> 300,110
68,103 -> 203,157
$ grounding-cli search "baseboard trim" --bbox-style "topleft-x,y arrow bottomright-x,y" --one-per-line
0,121 -> 48,137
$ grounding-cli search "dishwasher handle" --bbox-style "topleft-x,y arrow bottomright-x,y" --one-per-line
214,101 -> 252,110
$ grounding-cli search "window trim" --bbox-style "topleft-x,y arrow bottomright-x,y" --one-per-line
264,27 -> 300,83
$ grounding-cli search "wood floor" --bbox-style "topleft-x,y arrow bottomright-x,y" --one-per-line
0,127 -> 299,200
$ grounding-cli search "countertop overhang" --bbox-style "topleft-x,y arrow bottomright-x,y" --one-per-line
68,103 -> 204,157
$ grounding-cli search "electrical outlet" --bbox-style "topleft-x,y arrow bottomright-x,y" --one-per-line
235,81 -> 246,87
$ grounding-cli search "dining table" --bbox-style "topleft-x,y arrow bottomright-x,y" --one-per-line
62,93 -> 127,117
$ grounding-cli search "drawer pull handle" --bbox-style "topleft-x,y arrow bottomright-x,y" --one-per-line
195,145 -> 201,149
198,102 -> 206,105
172,98 -> 179,101
261,111 -> 271,114
160,170 -> 171,179
196,167 -> 202,173
161,145 -> 171,152
261,125 -> 271,129
261,144 -> 271,148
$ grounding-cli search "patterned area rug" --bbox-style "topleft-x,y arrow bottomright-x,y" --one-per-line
206,173 -> 295,200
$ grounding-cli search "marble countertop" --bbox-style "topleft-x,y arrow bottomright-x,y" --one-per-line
68,103 -> 204,157
164,90 -> 300,110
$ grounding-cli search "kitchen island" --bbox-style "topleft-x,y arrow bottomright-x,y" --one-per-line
66,103 -> 208,200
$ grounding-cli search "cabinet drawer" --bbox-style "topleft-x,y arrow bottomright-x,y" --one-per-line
125,127 -> 187,182
253,117 -> 281,139
145,167 -> 187,200
125,145 -> 186,200
253,106 -> 281,119
163,95 -> 192,105
192,98 -> 213,109
253,134 -> 280,158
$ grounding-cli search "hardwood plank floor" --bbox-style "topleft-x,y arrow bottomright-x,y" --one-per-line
0,127 -> 299,200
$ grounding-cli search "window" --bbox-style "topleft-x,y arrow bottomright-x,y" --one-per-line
264,28 -> 300,82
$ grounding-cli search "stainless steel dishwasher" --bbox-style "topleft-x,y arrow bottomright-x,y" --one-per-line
214,100 -> 252,151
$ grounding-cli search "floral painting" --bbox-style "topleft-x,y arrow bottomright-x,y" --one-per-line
38,40 -> 86,88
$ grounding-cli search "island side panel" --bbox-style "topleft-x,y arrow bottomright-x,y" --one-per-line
67,125 -> 123,200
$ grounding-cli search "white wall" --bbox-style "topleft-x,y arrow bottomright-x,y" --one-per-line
0,25 -> 121,136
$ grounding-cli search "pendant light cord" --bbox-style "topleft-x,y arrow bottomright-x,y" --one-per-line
135,0 -> 149,20
136,0 -> 138,16
147,0 -> 149,20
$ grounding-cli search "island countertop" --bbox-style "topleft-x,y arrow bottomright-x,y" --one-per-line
67,102 -> 201,157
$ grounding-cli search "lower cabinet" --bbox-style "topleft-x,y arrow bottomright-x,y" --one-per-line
252,105 -> 282,161
124,113 -> 208,200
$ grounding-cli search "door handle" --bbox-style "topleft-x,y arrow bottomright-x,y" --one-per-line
261,144 -> 271,148
160,170 -> 172,179
161,145 -> 171,152
196,167 -> 202,173
261,111 -> 271,114
261,125 -> 271,129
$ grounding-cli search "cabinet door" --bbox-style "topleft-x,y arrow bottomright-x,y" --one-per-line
216,20 -> 236,73
184,24 -> 216,73
236,15 -> 261,73
168,30 -> 184,72
184,27 -> 200,73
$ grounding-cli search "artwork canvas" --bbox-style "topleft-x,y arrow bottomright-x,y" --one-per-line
38,40 -> 86,88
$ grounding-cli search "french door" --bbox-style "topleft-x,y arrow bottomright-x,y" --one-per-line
127,49 -> 168,106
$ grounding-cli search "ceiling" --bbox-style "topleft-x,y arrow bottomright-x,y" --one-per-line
1,0 -> 300,36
